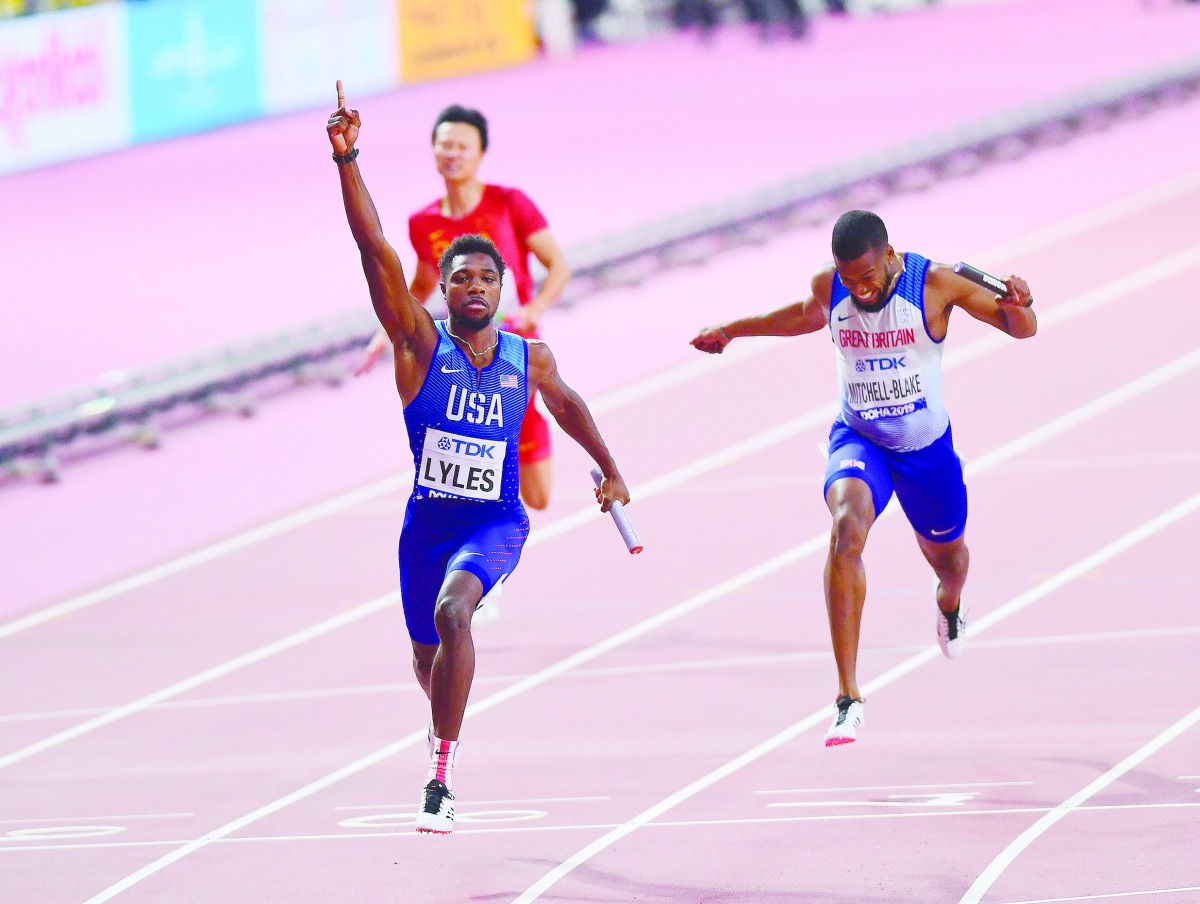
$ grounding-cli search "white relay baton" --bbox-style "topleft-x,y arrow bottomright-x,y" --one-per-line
590,466 -> 643,555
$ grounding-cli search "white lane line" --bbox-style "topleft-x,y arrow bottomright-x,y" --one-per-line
958,705 -> 1200,904
0,408 -> 835,772
974,167 -> 1200,267
6,801 -> 1200,855
977,626 -> 1200,649
0,594 -> 399,772
0,337 -> 779,644
940,245 -> 1200,372
77,344 -> 1200,902
69,545 -> 858,896
23,278 -> 1194,772
334,796 -> 609,811
11,622 -> 1198,725
0,477 -> 410,643
652,801 -> 1200,826
0,685 -> 412,725
756,781 -> 1034,795
509,490 -> 1200,904
0,813 -> 192,826
997,886 -> 1200,904
6,186 -> 1198,642
6,306 -> 1199,778
965,346 -> 1200,475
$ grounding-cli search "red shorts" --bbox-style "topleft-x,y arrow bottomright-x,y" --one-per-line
519,402 -> 552,465
504,317 -> 553,467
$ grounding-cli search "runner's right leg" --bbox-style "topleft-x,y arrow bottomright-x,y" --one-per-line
823,476 -> 877,704
821,423 -> 893,746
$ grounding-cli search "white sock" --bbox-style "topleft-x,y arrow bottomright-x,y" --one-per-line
426,737 -> 459,791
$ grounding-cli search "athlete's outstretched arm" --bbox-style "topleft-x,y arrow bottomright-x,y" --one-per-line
527,342 -> 630,512
691,270 -> 834,354
328,81 -> 436,359
927,264 -> 1037,340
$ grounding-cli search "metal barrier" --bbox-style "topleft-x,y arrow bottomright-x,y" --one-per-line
3,54 -> 1198,484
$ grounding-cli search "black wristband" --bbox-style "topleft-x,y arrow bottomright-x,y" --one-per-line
1023,295 -> 1034,308
333,147 -> 359,165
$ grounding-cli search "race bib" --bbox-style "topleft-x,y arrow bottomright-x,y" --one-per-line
845,361 -> 927,421
417,428 -> 507,501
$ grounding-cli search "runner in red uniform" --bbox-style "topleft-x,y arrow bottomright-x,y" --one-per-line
357,105 -> 571,511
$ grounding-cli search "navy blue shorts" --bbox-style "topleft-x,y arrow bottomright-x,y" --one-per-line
398,499 -> 530,646
823,420 -> 967,542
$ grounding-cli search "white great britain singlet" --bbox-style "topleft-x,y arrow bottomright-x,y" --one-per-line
829,252 -> 949,452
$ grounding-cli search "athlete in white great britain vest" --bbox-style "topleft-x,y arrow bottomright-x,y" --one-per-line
329,82 -> 630,835
690,209 -> 1036,748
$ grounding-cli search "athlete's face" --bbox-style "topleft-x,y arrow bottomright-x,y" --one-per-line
835,246 -> 898,309
432,122 -> 484,185
442,252 -> 502,330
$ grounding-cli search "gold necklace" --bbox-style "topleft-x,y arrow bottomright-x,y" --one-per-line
447,326 -> 498,359
884,259 -> 906,299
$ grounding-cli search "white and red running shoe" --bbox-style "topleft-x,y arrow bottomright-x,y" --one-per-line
824,695 -> 865,747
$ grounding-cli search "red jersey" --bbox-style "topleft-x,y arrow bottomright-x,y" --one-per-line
408,184 -> 548,313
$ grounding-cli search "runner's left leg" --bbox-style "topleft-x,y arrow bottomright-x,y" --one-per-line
415,570 -> 485,834
915,533 -> 969,615
429,569 -> 485,741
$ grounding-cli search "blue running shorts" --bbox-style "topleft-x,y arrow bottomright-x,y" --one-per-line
398,499 -> 530,645
822,420 -> 967,542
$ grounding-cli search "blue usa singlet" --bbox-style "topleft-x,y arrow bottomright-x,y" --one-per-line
404,321 -> 529,506
829,253 -> 949,452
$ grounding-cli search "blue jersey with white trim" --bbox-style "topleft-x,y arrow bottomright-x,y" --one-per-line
404,321 -> 529,506
829,252 -> 949,452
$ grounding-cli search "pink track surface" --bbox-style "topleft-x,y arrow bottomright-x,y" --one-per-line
5,5 -> 1200,903
5,0 -> 1200,620
3,0 -> 1200,409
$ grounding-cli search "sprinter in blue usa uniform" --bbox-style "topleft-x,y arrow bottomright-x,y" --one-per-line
328,83 -> 630,834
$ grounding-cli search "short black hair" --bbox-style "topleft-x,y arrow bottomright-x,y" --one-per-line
431,104 -> 488,152
831,210 -> 888,261
439,234 -> 506,282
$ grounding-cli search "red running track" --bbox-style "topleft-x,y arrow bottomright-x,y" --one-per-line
2,99 -> 1200,904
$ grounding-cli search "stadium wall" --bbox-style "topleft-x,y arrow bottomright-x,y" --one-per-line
0,0 -> 537,176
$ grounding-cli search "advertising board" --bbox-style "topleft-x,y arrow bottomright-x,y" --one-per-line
258,0 -> 397,115
126,0 -> 261,143
399,0 -> 536,84
0,5 -> 131,176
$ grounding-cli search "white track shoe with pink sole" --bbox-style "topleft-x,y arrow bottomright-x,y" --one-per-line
824,696 -> 865,746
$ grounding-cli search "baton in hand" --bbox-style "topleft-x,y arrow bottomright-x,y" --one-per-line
590,466 -> 643,555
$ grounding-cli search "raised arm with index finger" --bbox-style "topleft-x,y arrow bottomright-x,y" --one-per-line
328,80 -> 439,404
